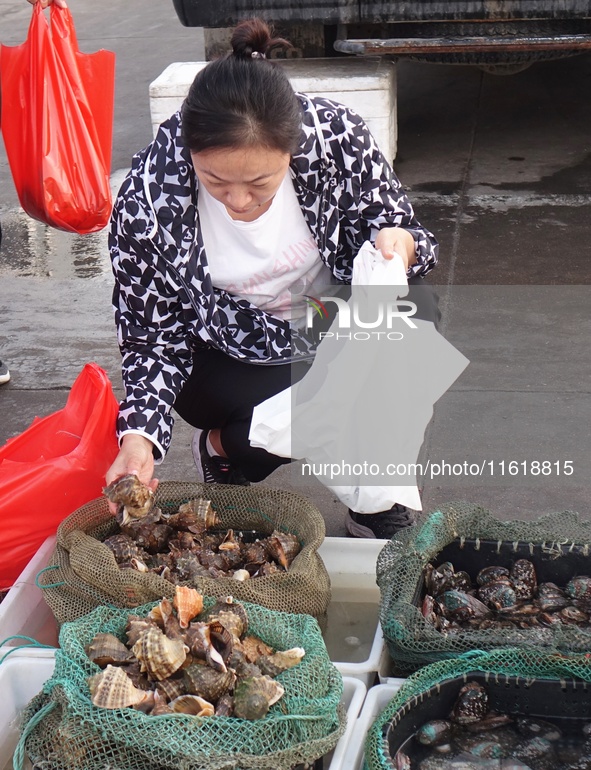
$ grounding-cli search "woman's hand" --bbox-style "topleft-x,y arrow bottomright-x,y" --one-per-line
105,434 -> 158,515
375,227 -> 417,270
27,0 -> 68,8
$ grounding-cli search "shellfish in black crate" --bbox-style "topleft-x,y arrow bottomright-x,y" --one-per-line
376,505 -> 591,673
380,670 -> 591,770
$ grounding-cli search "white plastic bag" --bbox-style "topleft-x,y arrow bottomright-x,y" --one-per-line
249,241 -> 469,513
351,240 -> 409,288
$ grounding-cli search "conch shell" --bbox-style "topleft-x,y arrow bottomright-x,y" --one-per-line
207,620 -> 234,671
176,498 -> 220,531
173,586 -> 204,628
205,596 -> 249,637
237,634 -> 274,663
86,633 -> 135,668
227,649 -> 262,680
185,622 -> 211,660
125,616 -> 157,647
263,530 -> 300,569
148,597 -> 184,639
233,675 -> 285,720
103,473 -> 155,525
215,692 -> 234,717
132,626 -> 188,681
233,569 -> 251,581
257,647 -> 305,677
102,533 -> 144,564
150,689 -> 174,715
218,529 -> 240,552
169,694 -> 215,717
183,663 -> 236,704
89,665 -> 155,711
214,609 -> 246,642
156,676 -> 187,702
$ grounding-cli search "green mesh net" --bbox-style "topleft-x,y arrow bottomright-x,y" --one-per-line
377,502 -> 591,672
40,481 -> 331,625
363,647 -> 591,770
16,598 -> 346,770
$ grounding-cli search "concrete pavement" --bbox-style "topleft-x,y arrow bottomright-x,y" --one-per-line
0,0 -> 589,534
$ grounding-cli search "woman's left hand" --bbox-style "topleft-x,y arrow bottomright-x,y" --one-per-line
375,226 -> 417,270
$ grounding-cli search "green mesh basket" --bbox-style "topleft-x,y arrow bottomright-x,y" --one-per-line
16,598 -> 346,770
377,502 -> 591,673
363,648 -> 591,770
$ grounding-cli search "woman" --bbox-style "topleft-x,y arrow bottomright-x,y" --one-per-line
106,19 -> 439,538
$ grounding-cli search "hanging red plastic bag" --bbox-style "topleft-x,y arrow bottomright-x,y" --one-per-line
0,4 -> 115,233
0,363 -> 120,590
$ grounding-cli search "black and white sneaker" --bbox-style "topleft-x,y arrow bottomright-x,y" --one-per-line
0,360 -> 10,385
345,505 -> 415,539
191,429 -> 250,486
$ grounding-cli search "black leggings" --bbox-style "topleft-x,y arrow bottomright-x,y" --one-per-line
174,349 -> 311,482
173,276 -> 440,483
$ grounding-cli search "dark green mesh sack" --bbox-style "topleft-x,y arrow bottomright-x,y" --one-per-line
40,481 -> 331,625
16,599 -> 345,770
363,647 -> 591,770
377,502 -> 591,672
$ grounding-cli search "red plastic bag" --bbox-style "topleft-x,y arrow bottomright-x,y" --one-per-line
0,4 -> 115,233
0,363 -> 120,590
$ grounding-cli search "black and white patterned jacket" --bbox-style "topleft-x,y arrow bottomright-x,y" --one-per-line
109,94 -> 439,459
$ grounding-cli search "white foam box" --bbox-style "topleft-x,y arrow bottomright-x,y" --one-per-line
340,681 -> 405,770
318,537 -> 391,688
0,649 -> 56,769
0,537 -> 59,650
377,649 -> 409,686
326,676 -> 367,770
149,58 -> 398,161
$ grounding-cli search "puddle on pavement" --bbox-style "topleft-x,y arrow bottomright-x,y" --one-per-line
0,169 -> 128,280
0,209 -> 110,279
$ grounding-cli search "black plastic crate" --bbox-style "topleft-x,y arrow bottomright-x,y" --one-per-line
438,538 -> 591,584
413,536 -> 591,609
383,672 -> 591,764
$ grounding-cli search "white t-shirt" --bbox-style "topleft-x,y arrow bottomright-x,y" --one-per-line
198,173 -> 333,322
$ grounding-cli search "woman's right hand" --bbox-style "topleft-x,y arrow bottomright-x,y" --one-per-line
105,434 -> 159,515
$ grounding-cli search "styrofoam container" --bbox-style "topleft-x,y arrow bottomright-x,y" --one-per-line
325,676 -> 367,770
0,649 -> 56,768
318,537 -> 389,688
340,681 -> 405,770
149,58 -> 398,160
378,649 -> 408,686
0,536 -> 58,650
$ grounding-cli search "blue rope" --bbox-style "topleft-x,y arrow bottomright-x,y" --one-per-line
459,649 -> 489,660
0,637 -> 56,665
35,565 -> 66,589
12,700 -> 57,770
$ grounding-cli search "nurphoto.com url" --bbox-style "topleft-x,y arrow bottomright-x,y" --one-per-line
300,459 -> 575,481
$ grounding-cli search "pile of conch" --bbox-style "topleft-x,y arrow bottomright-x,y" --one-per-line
102,474 -> 301,583
86,586 -> 305,720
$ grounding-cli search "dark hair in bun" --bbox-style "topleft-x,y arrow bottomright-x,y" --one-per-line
230,18 -> 291,58
181,19 -> 302,155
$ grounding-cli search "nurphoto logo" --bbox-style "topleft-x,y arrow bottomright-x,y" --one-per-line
304,294 -> 418,341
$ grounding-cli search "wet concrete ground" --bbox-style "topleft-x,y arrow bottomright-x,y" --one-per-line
0,1 -> 589,535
